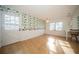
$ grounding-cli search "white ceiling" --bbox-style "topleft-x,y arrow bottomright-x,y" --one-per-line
5,5 -> 79,20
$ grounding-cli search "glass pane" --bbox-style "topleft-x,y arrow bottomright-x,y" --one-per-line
56,22 -> 63,30
10,20 -> 15,24
11,16 -> 14,20
5,15 -> 10,18
4,14 -> 19,30
49,23 -> 55,30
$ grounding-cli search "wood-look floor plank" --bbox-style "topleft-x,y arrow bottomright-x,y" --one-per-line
1,35 -> 79,54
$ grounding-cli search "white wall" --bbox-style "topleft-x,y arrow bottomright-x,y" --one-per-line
2,30 -> 45,46
0,27 -> 1,47
0,27 -> 1,48
0,13 -> 2,47
0,20 -> 1,47
71,7 -> 79,29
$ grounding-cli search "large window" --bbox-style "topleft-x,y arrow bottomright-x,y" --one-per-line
49,23 -> 55,30
4,14 -> 19,30
49,22 -> 63,31
56,22 -> 63,30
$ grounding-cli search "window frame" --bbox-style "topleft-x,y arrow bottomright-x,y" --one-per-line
49,22 -> 63,31
4,14 -> 20,30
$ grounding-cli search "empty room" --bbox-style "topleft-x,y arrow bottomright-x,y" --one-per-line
0,5 -> 79,54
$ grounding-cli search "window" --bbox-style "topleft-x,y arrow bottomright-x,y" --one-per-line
56,22 -> 63,30
49,23 -> 55,30
4,14 -> 19,30
49,22 -> 63,31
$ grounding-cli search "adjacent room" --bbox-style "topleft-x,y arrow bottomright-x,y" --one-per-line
0,5 -> 79,54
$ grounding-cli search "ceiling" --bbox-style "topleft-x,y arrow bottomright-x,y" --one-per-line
4,5 -> 79,20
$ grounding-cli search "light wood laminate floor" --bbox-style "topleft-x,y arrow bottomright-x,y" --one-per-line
0,35 -> 79,54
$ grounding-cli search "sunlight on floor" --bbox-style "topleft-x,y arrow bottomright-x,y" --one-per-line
59,40 -> 75,54
47,36 -> 75,54
47,37 -> 57,53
